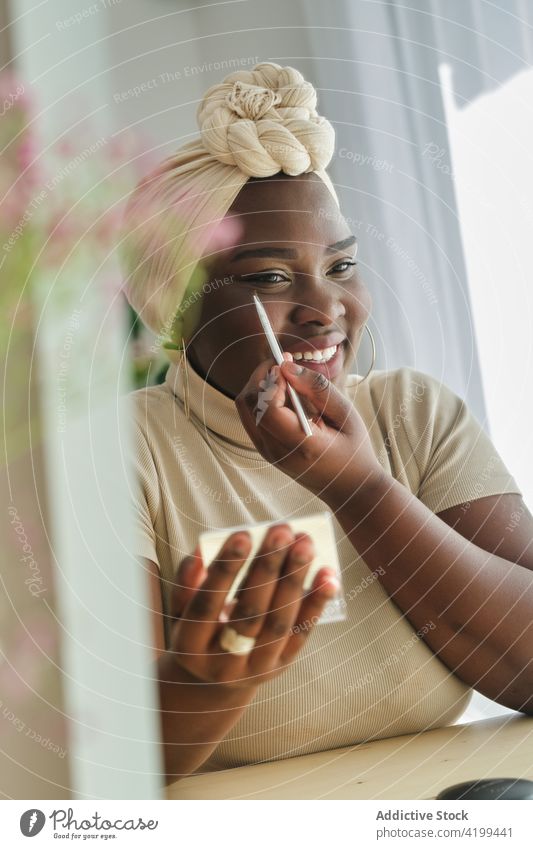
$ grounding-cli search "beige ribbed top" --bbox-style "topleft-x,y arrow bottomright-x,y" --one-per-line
127,358 -> 522,773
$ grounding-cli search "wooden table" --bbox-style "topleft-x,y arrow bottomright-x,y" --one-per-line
167,715 -> 533,800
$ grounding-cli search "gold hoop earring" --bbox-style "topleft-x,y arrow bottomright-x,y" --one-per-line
179,339 -> 191,420
356,324 -> 376,384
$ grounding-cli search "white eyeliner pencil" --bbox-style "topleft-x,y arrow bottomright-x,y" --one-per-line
252,293 -> 313,438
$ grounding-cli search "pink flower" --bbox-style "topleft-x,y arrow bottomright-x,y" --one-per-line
16,139 -> 37,171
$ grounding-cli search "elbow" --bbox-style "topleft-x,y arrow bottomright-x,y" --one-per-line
492,670 -> 533,715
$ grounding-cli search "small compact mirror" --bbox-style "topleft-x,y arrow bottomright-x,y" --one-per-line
198,511 -> 345,625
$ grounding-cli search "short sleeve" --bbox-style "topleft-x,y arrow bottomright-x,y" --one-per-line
127,420 -> 161,568
399,368 -> 523,513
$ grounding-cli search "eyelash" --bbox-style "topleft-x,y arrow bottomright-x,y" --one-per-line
241,260 -> 358,286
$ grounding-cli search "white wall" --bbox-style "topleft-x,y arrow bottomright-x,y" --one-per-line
442,64 -> 533,511
8,0 -> 163,798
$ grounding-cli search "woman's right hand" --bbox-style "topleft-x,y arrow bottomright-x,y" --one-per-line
167,523 -> 340,691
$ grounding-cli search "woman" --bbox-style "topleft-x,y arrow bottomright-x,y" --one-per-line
120,63 -> 533,785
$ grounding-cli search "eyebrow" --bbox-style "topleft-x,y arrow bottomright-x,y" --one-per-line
230,235 -> 357,262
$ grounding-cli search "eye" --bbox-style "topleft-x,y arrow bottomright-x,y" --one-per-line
239,260 -> 358,286
239,272 -> 290,285
329,260 -> 357,275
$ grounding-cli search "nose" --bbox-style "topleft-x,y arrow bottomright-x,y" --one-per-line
291,277 -> 346,328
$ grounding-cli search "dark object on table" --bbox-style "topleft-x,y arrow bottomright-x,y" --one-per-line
437,778 -> 533,800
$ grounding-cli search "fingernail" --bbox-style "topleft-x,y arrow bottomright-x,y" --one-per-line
283,362 -> 303,375
228,534 -> 250,557
292,546 -> 313,564
271,528 -> 292,548
180,557 -> 198,582
318,569 -> 340,591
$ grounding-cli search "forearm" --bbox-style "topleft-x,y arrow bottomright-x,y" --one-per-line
328,471 -> 533,712
157,652 -> 258,785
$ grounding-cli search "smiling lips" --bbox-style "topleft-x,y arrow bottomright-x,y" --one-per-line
283,332 -> 346,365
282,333 -> 347,378
292,345 -> 338,363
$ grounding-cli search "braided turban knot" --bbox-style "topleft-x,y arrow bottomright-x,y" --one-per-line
197,64 -> 335,177
119,63 -> 339,353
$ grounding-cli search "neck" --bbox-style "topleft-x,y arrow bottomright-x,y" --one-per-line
186,346 -> 237,401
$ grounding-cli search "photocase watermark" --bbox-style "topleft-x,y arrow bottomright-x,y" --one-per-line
45,137 -> 107,193
421,142 -> 456,178
171,435 -> 274,504
360,221 -> 439,307
2,190 -> 47,254
344,620 -> 437,694
113,56 -> 260,103
7,505 -> 46,597
338,148 -> 394,173
2,138 -> 107,255
55,0 -> 122,30
20,807 -> 159,837
257,139 -> 333,161
317,206 -> 364,234
421,141 -> 477,198
57,309 -> 82,434
20,810 -> 46,837
385,233 -> 439,306
377,378 -> 426,466
505,502 -> 526,533
49,807 -> 158,834
0,699 -> 66,758
173,434 -> 223,501
150,274 -> 235,354
291,565 -> 386,634
460,455 -> 500,513
318,208 -> 439,306
0,81 -> 25,117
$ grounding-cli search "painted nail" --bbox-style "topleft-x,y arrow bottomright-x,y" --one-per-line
283,362 -> 304,375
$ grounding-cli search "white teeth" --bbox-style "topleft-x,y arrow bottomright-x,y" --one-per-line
291,345 -> 338,363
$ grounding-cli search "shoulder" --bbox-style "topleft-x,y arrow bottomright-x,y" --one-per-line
344,365 -> 446,413
344,366 -> 467,473
122,381 -> 183,441
119,382 -> 180,470
126,382 -> 175,420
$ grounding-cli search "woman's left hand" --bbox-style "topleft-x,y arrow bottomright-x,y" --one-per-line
235,356 -> 383,506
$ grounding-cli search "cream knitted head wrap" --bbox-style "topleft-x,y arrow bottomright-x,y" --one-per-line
119,62 -> 339,354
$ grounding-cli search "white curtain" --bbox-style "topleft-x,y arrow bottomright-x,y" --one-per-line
38,0 -> 530,429
300,0 -> 533,423
301,0 -> 533,721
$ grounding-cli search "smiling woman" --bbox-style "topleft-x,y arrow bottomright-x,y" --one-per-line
183,171 -> 370,396
118,62 -> 533,787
